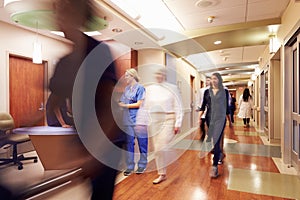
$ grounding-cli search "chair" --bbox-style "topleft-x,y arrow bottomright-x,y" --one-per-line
0,113 -> 38,170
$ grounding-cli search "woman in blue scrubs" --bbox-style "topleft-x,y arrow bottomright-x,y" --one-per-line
119,69 -> 147,176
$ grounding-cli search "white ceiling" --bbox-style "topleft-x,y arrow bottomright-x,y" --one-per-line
0,0 -> 291,86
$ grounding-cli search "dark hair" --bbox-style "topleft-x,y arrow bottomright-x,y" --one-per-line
211,72 -> 224,89
243,88 -> 251,102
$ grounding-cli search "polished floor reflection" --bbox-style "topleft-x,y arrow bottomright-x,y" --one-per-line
113,117 -> 299,200
0,116 -> 299,199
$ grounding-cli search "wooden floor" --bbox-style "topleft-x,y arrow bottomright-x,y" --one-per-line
112,117 -> 293,200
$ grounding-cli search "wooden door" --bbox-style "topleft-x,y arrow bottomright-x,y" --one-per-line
9,55 -> 45,127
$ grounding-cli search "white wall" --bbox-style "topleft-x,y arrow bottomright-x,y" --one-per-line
255,1 -> 300,167
278,1 -> 300,43
137,49 -> 165,84
0,21 -> 72,112
138,49 -> 201,131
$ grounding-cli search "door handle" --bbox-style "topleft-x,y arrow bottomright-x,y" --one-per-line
38,102 -> 45,111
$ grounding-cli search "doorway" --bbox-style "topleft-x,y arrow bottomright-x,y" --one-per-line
9,55 -> 46,127
190,75 -> 195,128
284,29 -> 300,171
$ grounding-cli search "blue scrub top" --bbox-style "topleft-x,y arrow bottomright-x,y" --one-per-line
120,83 -> 145,126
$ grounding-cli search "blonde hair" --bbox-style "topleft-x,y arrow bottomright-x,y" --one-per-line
126,68 -> 140,82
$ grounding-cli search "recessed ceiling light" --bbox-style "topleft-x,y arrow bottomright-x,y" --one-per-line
207,16 -> 215,23
112,28 -> 122,33
134,41 -> 144,45
225,67 -> 230,70
214,40 -> 222,45
195,0 -> 219,8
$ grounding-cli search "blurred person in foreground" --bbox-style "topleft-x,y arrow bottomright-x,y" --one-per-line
50,0 -> 124,199
46,93 -> 73,127
144,67 -> 183,184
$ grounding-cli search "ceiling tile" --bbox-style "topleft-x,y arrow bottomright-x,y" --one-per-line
243,45 -> 266,62
247,0 -> 290,21
179,6 -> 246,30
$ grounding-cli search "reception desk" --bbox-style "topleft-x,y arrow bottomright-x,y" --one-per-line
13,126 -> 91,170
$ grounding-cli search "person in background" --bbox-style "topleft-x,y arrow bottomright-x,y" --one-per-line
229,93 -> 236,123
119,69 -> 147,176
144,67 -> 183,184
52,0 -> 124,199
196,77 -> 211,142
134,97 -> 149,174
237,88 -> 253,128
199,72 -> 229,178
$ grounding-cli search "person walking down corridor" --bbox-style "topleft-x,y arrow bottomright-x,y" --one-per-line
119,69 -> 147,176
229,93 -> 236,123
237,88 -> 253,128
196,77 -> 211,142
145,67 -> 183,184
199,72 -> 229,178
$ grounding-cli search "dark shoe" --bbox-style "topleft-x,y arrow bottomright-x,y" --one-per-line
123,169 -> 133,176
210,166 -> 218,178
135,167 -> 145,174
218,153 -> 225,165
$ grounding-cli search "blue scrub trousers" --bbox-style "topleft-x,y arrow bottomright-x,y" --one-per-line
124,125 -> 148,170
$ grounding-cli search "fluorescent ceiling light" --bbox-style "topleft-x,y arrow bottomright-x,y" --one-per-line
214,40 -> 222,45
84,31 -> 102,36
111,0 -> 184,40
110,0 -> 140,19
247,64 -> 258,69
3,0 -> 20,7
50,31 -> 65,37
